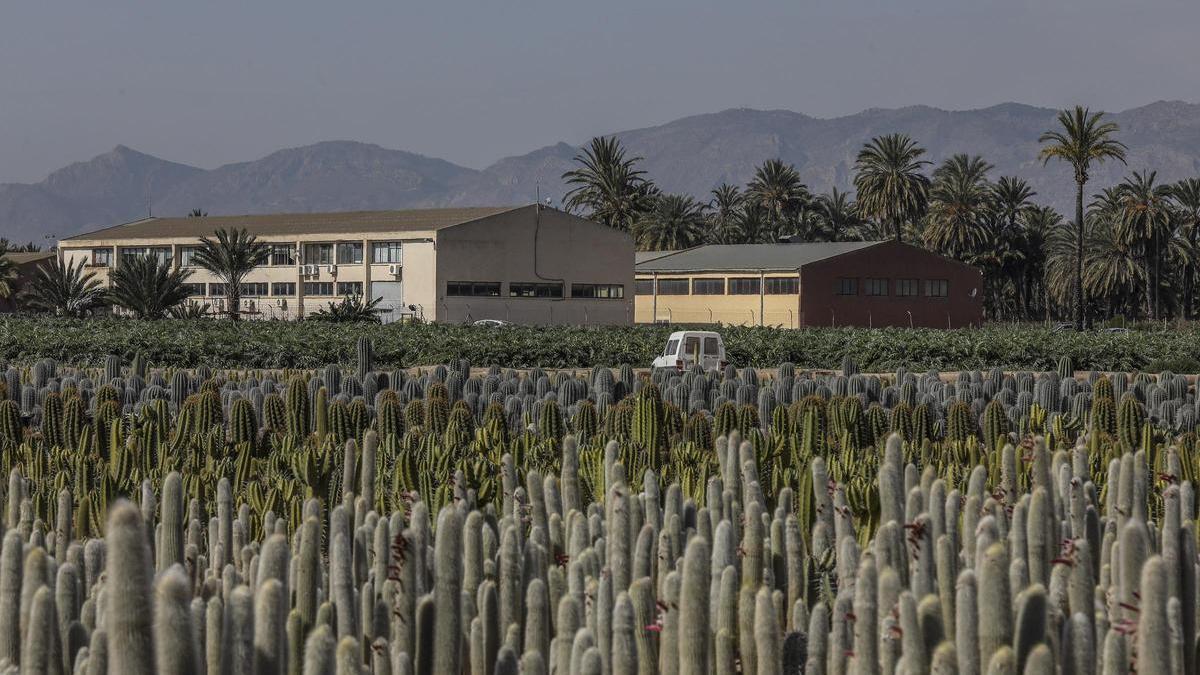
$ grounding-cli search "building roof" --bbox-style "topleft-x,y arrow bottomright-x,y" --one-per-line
60,205 -> 525,243
0,251 -> 54,265
635,241 -> 882,273
635,250 -> 681,264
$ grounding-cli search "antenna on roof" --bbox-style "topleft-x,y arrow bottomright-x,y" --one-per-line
535,182 -> 540,210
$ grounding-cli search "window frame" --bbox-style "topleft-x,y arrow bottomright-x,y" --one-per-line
691,278 -> 726,296
268,244 -> 296,267
271,282 -> 296,297
924,279 -> 949,298
836,277 -> 858,296
303,282 -> 335,296
208,283 -> 227,297
864,278 -> 889,296
570,283 -> 625,299
655,279 -> 690,296
371,242 -> 403,264
179,283 -> 205,297
728,277 -> 761,295
446,281 -> 502,297
895,279 -> 919,297
239,282 -> 270,297
90,249 -> 112,267
336,281 -> 364,296
335,242 -> 363,265
764,277 -> 799,295
509,282 -> 564,299
302,243 -> 333,265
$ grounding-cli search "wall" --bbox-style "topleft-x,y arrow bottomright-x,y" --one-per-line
0,254 -> 54,313
632,272 -> 803,326
434,206 -> 634,325
799,241 -> 983,328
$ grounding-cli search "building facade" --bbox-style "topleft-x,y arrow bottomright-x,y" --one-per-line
634,240 -> 983,328
58,205 -> 634,325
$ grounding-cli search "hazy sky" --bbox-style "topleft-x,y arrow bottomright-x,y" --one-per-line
1,0 -> 1197,183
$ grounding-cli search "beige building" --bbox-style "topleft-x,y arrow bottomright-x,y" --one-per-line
59,204 -> 634,325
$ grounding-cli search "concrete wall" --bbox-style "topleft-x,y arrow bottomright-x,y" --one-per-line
799,241 -> 983,328
434,205 -> 634,325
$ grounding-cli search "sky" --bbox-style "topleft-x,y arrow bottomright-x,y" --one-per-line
1,0 -> 1198,183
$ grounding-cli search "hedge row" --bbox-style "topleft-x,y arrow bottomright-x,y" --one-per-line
1,316 -> 1196,372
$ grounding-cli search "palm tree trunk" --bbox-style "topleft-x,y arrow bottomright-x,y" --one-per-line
1074,180 -> 1085,330
229,288 -> 241,321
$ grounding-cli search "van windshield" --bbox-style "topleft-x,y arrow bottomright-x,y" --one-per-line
664,339 -> 679,357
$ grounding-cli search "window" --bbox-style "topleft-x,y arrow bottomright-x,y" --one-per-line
208,283 -> 227,297
692,279 -> 725,295
925,279 -> 949,297
571,284 -> 625,299
91,249 -> 111,267
896,279 -> 919,297
729,278 -> 760,295
656,279 -> 689,295
510,282 -> 564,298
682,336 -> 701,359
240,282 -> 269,297
865,278 -> 888,296
836,278 -> 858,295
303,244 -> 333,265
269,244 -> 295,266
372,242 -> 403,264
120,247 -> 171,265
272,283 -> 296,296
447,281 -> 501,297
180,283 -> 205,297
337,281 -> 363,296
303,282 -> 334,296
765,277 -> 799,295
635,279 -> 655,295
704,337 -> 720,356
179,246 -> 200,267
664,339 -> 679,356
336,243 -> 363,265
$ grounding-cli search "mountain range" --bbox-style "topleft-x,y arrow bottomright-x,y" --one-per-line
3,101 -> 1199,243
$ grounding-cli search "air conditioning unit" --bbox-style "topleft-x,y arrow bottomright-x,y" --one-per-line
304,264 -> 319,276
276,299 -> 287,308
387,264 -> 401,276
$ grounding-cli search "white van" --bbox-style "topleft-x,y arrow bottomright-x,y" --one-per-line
651,330 -> 727,372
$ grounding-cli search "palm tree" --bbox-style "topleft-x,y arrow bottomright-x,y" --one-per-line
633,194 -> 708,251
22,257 -> 106,316
188,209 -> 208,218
988,177 -> 1037,317
706,184 -> 746,244
853,134 -> 931,243
307,294 -> 385,323
1038,106 -> 1127,329
1171,178 -> 1200,318
192,228 -> 270,321
1019,206 -> 1061,320
562,136 -> 655,232
1114,170 -> 1174,320
814,188 -> 863,241
745,159 -> 808,241
0,246 -> 15,300
108,254 -> 195,319
923,154 -> 995,261
169,301 -> 212,319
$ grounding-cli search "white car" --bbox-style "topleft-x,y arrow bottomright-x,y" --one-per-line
472,319 -> 511,328
651,330 -> 727,372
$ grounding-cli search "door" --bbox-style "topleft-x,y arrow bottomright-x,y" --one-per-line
702,336 -> 723,370
680,334 -> 702,368
371,281 -> 404,323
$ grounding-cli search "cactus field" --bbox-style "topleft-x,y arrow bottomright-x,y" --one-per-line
0,341 -> 1198,672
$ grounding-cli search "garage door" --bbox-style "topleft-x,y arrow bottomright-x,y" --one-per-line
371,281 -> 404,323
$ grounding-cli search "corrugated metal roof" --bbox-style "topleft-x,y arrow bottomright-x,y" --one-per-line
635,241 -> 882,272
61,205 -> 525,243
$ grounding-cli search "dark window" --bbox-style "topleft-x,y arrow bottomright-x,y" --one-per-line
272,283 -> 296,296
896,279 -> 919,296
447,281 -> 501,297
635,279 -> 655,295
180,283 -> 205,297
179,247 -> 200,267
865,278 -> 888,296
303,282 -> 334,296
337,281 -> 363,296
728,278 -> 761,295
765,277 -> 799,295
336,243 -> 363,265
925,279 -> 949,297
836,278 -> 858,295
655,279 -> 690,295
240,282 -> 269,296
269,245 -> 295,266
571,284 -> 625,299
510,282 -> 564,298
208,283 -> 227,297
91,249 -> 111,267
303,244 -> 333,265
372,242 -> 402,264
692,278 -> 725,295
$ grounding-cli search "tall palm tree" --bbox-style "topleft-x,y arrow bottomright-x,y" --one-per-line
0,247 -> 15,300
562,136 -> 655,232
745,159 -> 808,241
193,228 -> 270,321
923,154 -> 995,261
1171,178 -> 1200,318
1114,170 -> 1174,320
988,177 -> 1037,317
706,184 -> 746,244
633,194 -> 708,251
853,134 -> 931,243
815,188 -> 863,241
108,254 -> 195,319
1019,206 -> 1061,320
1038,106 -> 1127,329
22,257 -> 106,316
